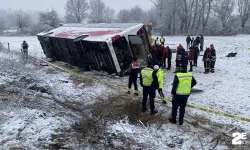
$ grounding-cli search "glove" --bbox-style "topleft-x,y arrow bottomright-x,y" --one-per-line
158,88 -> 162,92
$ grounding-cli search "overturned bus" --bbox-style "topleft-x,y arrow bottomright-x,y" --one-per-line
37,23 -> 151,75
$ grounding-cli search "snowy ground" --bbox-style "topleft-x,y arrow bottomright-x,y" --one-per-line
1,35 -> 250,149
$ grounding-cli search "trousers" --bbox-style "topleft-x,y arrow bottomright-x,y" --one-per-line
142,86 -> 156,112
171,95 -> 189,121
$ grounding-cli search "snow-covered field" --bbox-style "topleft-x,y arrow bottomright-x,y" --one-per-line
1,35 -> 250,149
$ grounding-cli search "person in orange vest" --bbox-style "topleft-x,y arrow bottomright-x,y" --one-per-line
127,57 -> 140,95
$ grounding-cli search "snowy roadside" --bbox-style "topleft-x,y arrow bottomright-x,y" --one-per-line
0,49 -> 117,149
1,35 -> 250,149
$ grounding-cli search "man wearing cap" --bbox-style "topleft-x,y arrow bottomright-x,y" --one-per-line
169,68 -> 197,125
140,62 -> 159,115
154,65 -> 166,104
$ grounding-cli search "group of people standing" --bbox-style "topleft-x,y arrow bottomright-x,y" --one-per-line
148,36 -> 172,70
125,35 -> 218,125
186,35 -> 204,51
126,56 -> 196,125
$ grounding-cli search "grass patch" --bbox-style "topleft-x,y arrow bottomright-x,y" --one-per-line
46,68 -> 56,74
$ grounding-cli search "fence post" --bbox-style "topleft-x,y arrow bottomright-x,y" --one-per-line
8,43 -> 10,51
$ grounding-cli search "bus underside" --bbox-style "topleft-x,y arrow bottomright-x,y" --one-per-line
37,26 -> 150,75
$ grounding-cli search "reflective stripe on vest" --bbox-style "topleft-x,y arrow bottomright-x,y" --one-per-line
141,67 -> 154,86
176,72 -> 192,95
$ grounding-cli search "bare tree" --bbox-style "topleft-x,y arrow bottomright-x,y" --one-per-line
0,10 -> 6,34
65,0 -> 89,23
237,0 -> 250,32
89,0 -> 114,23
129,6 -> 143,23
89,0 -> 105,23
201,0 -> 213,33
103,7 -> 115,23
213,0 -> 235,33
39,10 -> 60,28
15,10 -> 31,32
117,9 -> 130,23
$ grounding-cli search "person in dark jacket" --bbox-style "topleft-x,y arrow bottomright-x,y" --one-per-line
191,37 -> 194,46
186,35 -> 191,50
180,48 -> 188,73
174,44 -> 184,73
127,57 -> 140,95
169,69 -> 197,125
151,45 -> 160,66
195,36 -> 200,47
162,44 -> 167,68
200,35 -> 204,51
188,46 -> 195,72
166,46 -> 172,70
193,44 -> 200,67
140,62 -> 159,115
157,44 -> 164,67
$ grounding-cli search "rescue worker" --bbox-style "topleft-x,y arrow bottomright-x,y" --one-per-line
169,68 -> 197,125
181,48 -> 188,73
154,65 -> 166,104
166,46 -> 172,70
186,35 -> 191,49
154,37 -> 159,46
160,36 -> 165,45
127,57 -> 140,95
175,44 -> 183,73
140,62 -> 159,115
21,41 -> 29,58
203,44 -> 216,74
210,44 -> 216,73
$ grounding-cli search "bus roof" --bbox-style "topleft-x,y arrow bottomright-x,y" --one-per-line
37,23 -> 144,42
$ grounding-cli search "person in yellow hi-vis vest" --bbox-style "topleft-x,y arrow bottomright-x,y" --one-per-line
153,65 -> 167,104
169,69 -> 197,125
140,62 -> 159,115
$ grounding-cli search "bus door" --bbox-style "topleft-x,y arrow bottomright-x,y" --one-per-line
128,35 -> 148,67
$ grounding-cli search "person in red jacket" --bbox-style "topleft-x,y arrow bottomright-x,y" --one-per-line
162,44 -> 167,68
188,46 -> 195,72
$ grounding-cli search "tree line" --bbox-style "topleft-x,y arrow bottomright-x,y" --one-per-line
0,0 -> 250,36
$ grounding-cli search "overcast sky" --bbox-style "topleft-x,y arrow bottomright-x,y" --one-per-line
0,0 -> 153,15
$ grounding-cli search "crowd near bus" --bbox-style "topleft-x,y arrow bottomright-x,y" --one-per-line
126,35 -> 216,125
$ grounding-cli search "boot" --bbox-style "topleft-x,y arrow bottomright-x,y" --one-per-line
134,93 -> 139,96
162,101 -> 167,104
179,119 -> 184,125
168,118 -> 177,124
127,91 -> 131,94
151,110 -> 158,115
142,108 -> 148,113
203,69 -> 209,74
